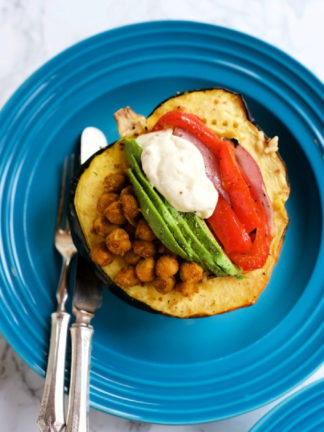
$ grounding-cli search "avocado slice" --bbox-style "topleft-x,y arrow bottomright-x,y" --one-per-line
163,199 -> 227,276
127,169 -> 188,259
183,213 -> 241,277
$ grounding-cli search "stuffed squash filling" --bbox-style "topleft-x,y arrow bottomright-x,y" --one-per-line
71,89 -> 289,317
90,170 -> 206,296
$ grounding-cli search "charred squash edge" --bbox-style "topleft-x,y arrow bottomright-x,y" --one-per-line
68,88 -> 290,318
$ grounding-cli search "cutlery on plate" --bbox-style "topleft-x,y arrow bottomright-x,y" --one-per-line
65,254 -> 103,432
64,126 -> 106,432
37,156 -> 77,432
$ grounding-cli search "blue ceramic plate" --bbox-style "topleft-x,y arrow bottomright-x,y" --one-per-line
251,379 -> 324,431
0,21 -> 323,424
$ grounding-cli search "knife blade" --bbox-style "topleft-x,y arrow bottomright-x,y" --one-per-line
66,255 -> 103,432
73,254 -> 103,317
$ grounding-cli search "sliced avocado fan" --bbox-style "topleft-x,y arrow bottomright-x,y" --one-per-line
127,170 -> 188,259
124,139 -> 241,278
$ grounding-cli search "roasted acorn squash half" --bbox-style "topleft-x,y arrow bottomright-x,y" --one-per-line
69,89 -> 289,318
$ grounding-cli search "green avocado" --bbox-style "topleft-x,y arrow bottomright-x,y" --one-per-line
163,199 -> 227,276
127,170 -> 188,259
183,214 -> 241,277
124,139 -> 241,278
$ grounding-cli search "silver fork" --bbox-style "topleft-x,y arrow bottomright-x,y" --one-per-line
37,156 -> 77,432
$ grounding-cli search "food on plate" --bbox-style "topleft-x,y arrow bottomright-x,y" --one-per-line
70,89 -> 289,317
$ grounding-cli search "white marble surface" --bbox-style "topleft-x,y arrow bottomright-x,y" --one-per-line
1,0 -> 324,431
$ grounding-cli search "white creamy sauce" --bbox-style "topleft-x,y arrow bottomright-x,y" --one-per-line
80,127 -> 108,164
136,129 -> 218,218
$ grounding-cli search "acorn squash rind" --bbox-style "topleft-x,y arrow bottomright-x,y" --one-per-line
69,88 -> 290,318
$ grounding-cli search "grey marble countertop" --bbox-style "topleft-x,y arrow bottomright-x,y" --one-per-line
1,1 -> 324,431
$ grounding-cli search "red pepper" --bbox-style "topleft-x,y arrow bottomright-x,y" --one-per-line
152,110 -> 223,153
207,195 -> 252,254
152,110 -> 272,271
154,111 -> 259,232
229,200 -> 272,270
218,140 -> 259,233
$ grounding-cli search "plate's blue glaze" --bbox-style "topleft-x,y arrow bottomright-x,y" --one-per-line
251,379 -> 324,431
0,21 -> 324,424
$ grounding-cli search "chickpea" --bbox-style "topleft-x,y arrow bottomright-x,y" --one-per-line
90,242 -> 114,266
135,257 -> 155,282
155,255 -> 179,280
153,277 -> 176,294
135,219 -> 156,241
120,185 -> 134,196
114,266 -> 139,288
106,228 -> 131,256
180,262 -> 203,282
92,215 -> 116,237
97,192 -> 118,212
104,201 -> 126,225
120,193 -> 140,225
124,250 -> 141,265
177,281 -> 199,297
104,173 -> 127,192
133,240 -> 156,258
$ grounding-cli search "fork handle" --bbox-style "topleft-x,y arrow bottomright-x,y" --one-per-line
66,323 -> 93,432
37,311 -> 70,432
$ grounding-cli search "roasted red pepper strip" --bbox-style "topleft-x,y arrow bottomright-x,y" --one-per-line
218,140 -> 259,233
153,110 -> 272,271
229,200 -> 272,270
152,110 -> 223,153
207,195 -> 252,254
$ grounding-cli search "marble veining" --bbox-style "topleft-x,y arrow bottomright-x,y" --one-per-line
1,0 -> 324,431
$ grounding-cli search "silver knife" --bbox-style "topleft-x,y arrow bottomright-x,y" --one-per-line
65,126 -> 106,431
65,248 -> 103,432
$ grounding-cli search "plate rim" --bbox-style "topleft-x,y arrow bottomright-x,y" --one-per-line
250,378 -> 324,432
0,20 -> 324,424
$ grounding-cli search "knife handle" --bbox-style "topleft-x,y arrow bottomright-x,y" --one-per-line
37,311 -> 70,432
66,323 -> 93,432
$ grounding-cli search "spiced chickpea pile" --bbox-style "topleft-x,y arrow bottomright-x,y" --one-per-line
90,172 -> 204,296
